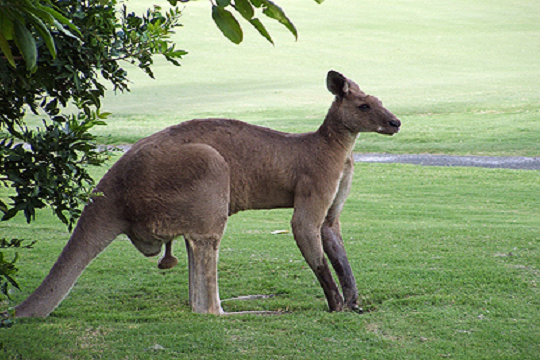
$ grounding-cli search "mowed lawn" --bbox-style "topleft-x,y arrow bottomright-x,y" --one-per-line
1,164 -> 539,359
89,0 -> 539,156
2,0 -> 540,359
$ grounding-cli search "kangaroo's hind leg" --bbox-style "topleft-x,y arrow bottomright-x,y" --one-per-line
182,165 -> 229,314
170,144 -> 229,315
184,232 -> 224,314
124,143 -> 230,314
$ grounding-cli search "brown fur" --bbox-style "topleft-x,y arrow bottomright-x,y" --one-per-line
14,71 -> 400,317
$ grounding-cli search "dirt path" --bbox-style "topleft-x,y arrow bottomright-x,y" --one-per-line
353,154 -> 540,170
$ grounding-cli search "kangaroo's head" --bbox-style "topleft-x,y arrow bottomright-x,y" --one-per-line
327,70 -> 401,135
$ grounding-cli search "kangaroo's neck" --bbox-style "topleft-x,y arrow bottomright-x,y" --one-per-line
317,99 -> 358,154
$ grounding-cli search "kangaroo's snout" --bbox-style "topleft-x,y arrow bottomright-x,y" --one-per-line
389,119 -> 401,129
379,118 -> 401,135
388,119 -> 401,133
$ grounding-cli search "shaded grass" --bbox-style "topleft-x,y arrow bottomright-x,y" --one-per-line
1,164 -> 539,359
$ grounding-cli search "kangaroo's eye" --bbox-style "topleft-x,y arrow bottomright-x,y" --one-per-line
358,104 -> 370,110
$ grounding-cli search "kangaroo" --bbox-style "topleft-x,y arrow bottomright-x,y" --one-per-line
13,71 -> 400,317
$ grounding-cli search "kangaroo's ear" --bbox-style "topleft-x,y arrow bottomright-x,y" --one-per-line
326,70 -> 350,98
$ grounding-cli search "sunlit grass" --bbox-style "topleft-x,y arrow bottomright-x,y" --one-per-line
1,164 -> 539,359
21,0 -> 540,156
2,0 -> 539,358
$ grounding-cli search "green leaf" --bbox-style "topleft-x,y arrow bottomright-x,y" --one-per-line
168,49 -> 188,57
37,5 -> 82,37
5,274 -> 20,290
2,208 -> 19,222
0,30 -> 16,68
261,0 -> 297,40
313,0 -> 325,3
26,12 -> 57,59
217,0 -> 232,7
0,200 -> 7,214
0,11 -> 15,40
97,111 -> 112,119
249,18 -> 273,45
235,0 -> 254,20
25,5 -> 55,26
13,20 -> 37,72
52,19 -> 80,41
249,0 -> 264,7
211,6 -> 243,45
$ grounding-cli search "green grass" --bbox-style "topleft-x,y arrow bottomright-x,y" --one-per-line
102,0 -> 539,157
1,164 -> 539,359
2,0 -> 540,358
22,0 -> 540,156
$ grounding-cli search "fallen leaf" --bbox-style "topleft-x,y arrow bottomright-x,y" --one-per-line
146,344 -> 166,351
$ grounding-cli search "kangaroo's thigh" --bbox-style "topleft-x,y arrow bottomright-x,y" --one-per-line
123,143 -> 230,254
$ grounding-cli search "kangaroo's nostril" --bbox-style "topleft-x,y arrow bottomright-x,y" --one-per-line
389,120 -> 401,128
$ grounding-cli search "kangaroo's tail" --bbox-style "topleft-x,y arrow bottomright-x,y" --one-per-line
14,197 -> 124,318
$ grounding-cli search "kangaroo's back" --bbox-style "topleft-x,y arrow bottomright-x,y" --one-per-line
119,119 -> 328,213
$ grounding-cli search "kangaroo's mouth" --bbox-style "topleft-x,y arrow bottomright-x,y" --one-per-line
378,127 -> 400,136
379,119 -> 401,135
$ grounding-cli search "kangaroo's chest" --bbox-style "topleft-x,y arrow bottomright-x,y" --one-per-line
226,152 -> 348,215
